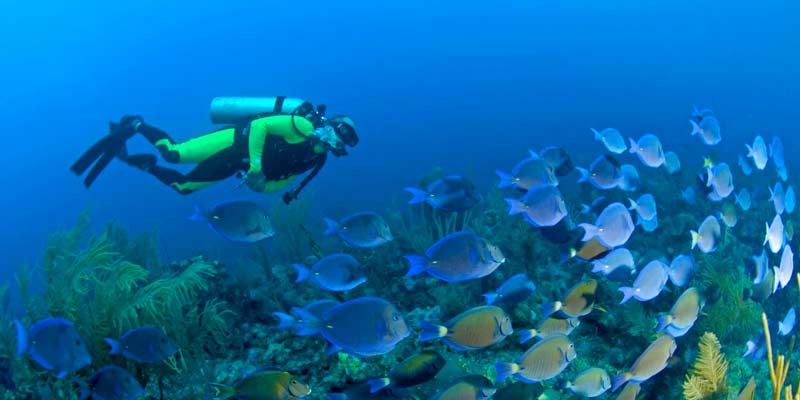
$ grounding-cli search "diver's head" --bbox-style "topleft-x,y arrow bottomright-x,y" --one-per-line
327,115 -> 358,156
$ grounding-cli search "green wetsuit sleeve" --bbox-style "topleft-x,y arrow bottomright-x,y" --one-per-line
246,115 -> 315,192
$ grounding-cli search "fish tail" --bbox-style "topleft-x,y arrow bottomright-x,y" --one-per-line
13,320 -> 27,356
496,170 -> 514,188
627,198 -> 638,211
764,223 -> 770,246
294,307 -> 324,336
419,321 -> 448,341
518,329 -> 538,344
780,321 -> 787,335
612,372 -> 632,392
404,187 -> 428,205
494,362 -> 520,383
404,255 -> 429,276
746,143 -> 754,158
505,198 -> 527,216
541,301 -> 561,318
272,312 -> 297,330
366,378 -> 392,393
690,119 -> 700,135
559,248 -> 577,264
577,167 -> 592,184
73,378 -> 90,400
104,338 -> 122,355
323,217 -> 341,236
578,223 -> 597,241
628,138 -> 638,154
618,287 -> 635,304
188,204 -> 206,222
528,149 -> 540,159
690,230 -> 700,249
656,315 -> 673,332
591,128 -> 601,141
482,292 -> 499,305
293,264 -> 312,283
580,203 -> 591,214
211,383 -> 237,398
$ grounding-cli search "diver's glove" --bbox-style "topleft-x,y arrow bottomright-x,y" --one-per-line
243,169 -> 266,192
119,115 -> 144,132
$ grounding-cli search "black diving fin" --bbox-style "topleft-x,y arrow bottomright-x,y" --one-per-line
70,121 -> 134,188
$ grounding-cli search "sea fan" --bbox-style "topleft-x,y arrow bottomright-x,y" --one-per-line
683,332 -> 729,400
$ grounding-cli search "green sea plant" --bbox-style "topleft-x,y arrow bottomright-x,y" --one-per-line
683,332 -> 729,400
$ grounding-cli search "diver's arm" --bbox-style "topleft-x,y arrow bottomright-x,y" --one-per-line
245,116 -> 314,192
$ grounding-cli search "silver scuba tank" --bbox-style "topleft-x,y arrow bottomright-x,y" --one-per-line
209,97 -> 310,124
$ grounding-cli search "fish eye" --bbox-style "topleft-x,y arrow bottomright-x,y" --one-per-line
291,380 -> 298,385
392,313 -> 401,321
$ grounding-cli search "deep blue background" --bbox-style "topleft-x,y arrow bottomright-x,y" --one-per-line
1,0 -> 799,283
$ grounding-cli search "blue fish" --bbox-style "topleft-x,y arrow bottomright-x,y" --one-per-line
105,326 -> 177,363
294,253 -> 367,291
628,194 -> 657,221
539,146 -> 575,177
273,299 -> 340,335
628,134 -> 665,168
770,182 -> 786,215
786,186 -> 796,214
76,366 -> 144,400
580,196 -> 610,217
592,128 -> 627,154
576,154 -> 622,190
637,213 -> 658,233
736,188 -> 752,211
296,297 -> 410,357
689,116 -> 721,145
618,164 -> 641,192
592,248 -> 636,282
496,151 -> 558,191
681,187 -> 696,205
579,202 -> 635,248
752,249 -> 769,285
405,231 -> 505,282
505,184 -> 568,227
14,317 -> 91,378
771,136 -> 786,170
483,274 -> 536,306
405,175 -> 481,212
664,151 -> 681,174
619,260 -> 669,304
668,254 -> 694,287
324,212 -> 393,248
190,201 -> 274,243
738,155 -> 753,176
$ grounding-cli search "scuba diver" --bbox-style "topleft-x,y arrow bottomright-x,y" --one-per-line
71,97 -> 358,204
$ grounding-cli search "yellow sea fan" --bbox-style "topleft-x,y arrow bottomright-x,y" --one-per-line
683,332 -> 729,399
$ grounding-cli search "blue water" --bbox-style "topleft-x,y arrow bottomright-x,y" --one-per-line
1,0 -> 799,282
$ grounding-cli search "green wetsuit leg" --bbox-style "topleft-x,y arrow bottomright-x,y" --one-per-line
141,143 -> 248,194
138,124 -> 236,164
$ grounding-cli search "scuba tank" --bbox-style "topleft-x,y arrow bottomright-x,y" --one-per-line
209,96 -> 320,125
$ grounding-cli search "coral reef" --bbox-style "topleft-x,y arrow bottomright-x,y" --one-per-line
683,332 -> 729,400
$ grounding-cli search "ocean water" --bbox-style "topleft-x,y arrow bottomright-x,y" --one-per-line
1,0 -> 800,399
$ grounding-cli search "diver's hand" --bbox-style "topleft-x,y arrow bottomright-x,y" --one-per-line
243,170 -> 266,192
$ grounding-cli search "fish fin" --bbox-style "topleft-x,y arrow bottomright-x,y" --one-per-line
323,217 -> 341,236
496,170 -> 514,188
770,187 -> 776,201
56,371 -> 68,379
211,383 -> 237,398
690,119 -> 700,135
779,321 -> 787,335
618,287 -> 635,304
366,378 -> 392,393
655,315 -> 673,332
764,223 -> 770,246
528,149 -> 540,159
293,264 -> 312,283
327,394 -> 348,400
591,128 -> 602,141
325,343 -> 342,357
612,372 -> 632,392
628,138 -> 638,154
483,292 -> 498,305
104,338 -> 122,355
690,230 -> 700,249
627,198 -> 638,211
518,329 -> 538,344
294,307 -> 324,336
272,312 -> 296,330
576,167 -> 590,183
188,204 -> 206,222
578,223 -> 597,241
419,321 -> 448,341
404,255 -> 429,276
580,203 -> 591,214
404,187 -> 428,205
13,319 -> 27,356
74,378 -> 90,400
746,144 -> 754,157
505,198 -> 527,216
541,301 -> 561,318
494,362 -> 520,383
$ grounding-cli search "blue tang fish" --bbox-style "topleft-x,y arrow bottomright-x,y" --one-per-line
780,308 -> 796,336
576,154 -> 622,190
496,151 -> 558,191
324,212 -> 393,248
619,260 -> 669,304
296,297 -> 410,357
405,175 -> 481,212
14,317 -> 91,378
579,202 -> 635,248
190,201 -> 274,243
77,366 -> 144,400
592,128 -> 627,154
618,164 -> 641,192
105,326 -> 177,363
738,155 -> 754,176
273,299 -> 340,335
294,253 -> 367,291
505,184 -> 568,227
628,134 -> 665,168
483,273 -> 536,306
405,231 -> 505,282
